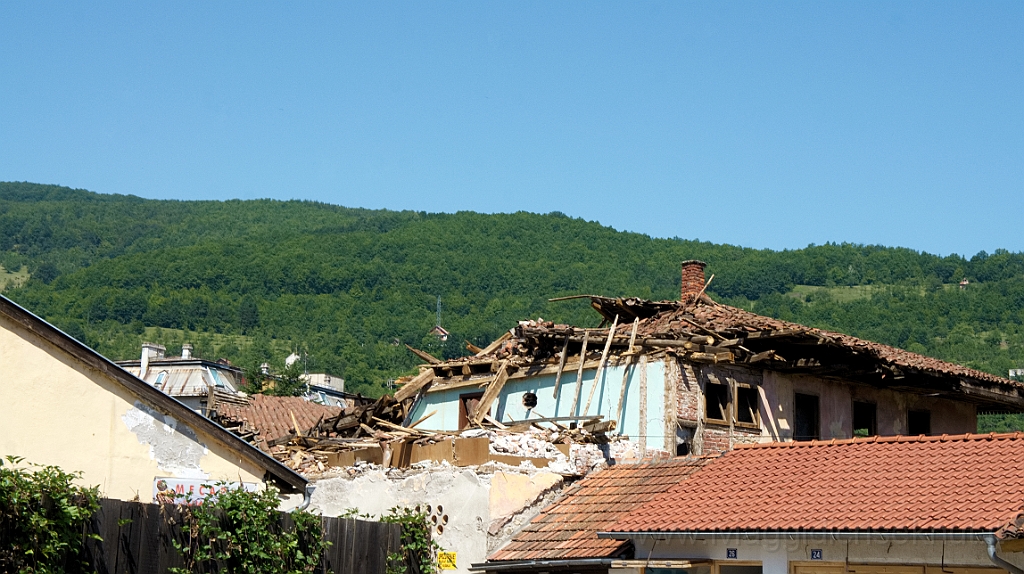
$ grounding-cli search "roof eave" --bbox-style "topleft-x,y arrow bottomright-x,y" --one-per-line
0,295 -> 306,494
597,530 -> 998,541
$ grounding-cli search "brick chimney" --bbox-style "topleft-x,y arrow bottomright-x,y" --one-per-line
681,260 -> 707,301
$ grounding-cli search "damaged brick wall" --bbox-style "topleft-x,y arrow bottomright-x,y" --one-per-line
674,360 -> 766,455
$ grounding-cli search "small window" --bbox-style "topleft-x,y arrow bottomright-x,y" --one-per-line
794,393 -> 820,441
735,385 -> 759,426
908,409 -> 931,436
705,381 -> 729,422
853,401 -> 876,437
522,392 -> 538,409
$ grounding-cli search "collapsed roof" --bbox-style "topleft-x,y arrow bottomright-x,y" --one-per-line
414,261 -> 1024,413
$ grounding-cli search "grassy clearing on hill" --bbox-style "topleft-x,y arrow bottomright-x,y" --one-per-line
0,265 -> 28,292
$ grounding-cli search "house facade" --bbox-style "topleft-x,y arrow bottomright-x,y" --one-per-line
117,342 -> 246,412
477,434 -> 1024,574
0,294 -> 305,505
597,434 -> 1024,574
407,262 -> 1024,455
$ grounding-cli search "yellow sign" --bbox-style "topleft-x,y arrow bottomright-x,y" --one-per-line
438,552 -> 457,570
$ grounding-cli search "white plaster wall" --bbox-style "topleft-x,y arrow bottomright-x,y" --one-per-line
0,314 -> 264,502
311,469 -> 492,574
635,536 -> 1024,574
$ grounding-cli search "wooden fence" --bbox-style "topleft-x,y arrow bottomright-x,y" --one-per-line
83,499 -> 403,574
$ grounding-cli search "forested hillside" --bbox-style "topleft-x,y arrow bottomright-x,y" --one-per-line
4,182 -> 1024,411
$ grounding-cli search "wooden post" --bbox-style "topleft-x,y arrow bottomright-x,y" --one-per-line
614,355 -> 634,424
569,330 -> 590,416
551,335 -> 571,399
582,315 -> 618,417
394,369 -> 435,402
627,317 -> 639,352
638,354 -> 648,456
471,360 -> 511,426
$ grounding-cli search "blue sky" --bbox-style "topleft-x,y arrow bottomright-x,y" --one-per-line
1,2 -> 1021,257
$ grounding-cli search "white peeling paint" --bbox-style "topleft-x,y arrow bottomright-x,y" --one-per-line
122,401 -> 209,479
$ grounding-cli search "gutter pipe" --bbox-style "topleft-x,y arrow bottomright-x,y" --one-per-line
290,484 -> 314,513
600,530 -> 997,541
984,534 -> 1024,574
469,558 -> 612,572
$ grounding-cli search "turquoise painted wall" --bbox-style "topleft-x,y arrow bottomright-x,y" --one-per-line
410,358 -> 670,448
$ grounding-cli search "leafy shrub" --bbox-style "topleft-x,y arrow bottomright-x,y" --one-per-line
0,456 -> 100,574
171,485 -> 327,574
380,506 -> 442,574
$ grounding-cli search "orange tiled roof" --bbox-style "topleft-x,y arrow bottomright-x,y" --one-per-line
489,457 -> 713,562
217,394 -> 343,450
608,433 -> 1024,535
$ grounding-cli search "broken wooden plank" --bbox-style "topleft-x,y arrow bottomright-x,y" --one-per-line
394,369 -> 435,402
465,340 -> 483,354
482,413 -> 508,430
476,332 -> 512,357
372,417 -> 432,436
614,355 -> 634,424
405,344 -> 441,364
551,335 -> 571,399
582,419 -> 617,433
582,314 -> 618,417
569,330 -> 590,416
408,410 -> 436,429
470,360 -> 511,426
627,317 -> 640,352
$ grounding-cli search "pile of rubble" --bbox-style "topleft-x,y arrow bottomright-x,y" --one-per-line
266,393 -> 638,476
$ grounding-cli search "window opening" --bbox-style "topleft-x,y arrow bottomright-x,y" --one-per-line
735,385 -> 759,426
719,566 -> 763,574
908,409 -> 931,436
458,392 -> 485,430
705,381 -> 729,422
853,401 -> 876,437
794,393 -> 820,441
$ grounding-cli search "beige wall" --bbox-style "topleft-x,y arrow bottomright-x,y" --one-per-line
0,314 -> 265,502
763,370 -> 977,440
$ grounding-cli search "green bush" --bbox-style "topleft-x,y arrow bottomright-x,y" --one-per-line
0,456 -> 101,574
381,506 -> 442,574
171,486 -> 328,574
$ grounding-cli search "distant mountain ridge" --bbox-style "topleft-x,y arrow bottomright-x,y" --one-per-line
4,181 -> 1024,413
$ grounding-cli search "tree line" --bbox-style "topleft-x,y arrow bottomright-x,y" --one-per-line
3,181 -> 1024,406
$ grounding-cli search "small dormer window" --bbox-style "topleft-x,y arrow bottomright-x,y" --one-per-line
154,371 -> 167,386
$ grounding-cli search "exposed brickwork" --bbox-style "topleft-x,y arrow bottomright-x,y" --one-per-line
680,260 -> 707,300
676,361 -> 701,422
701,427 -> 732,454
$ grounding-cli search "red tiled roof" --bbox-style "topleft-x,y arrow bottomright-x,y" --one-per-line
608,433 -> 1024,535
217,394 -> 343,450
489,457 -> 713,562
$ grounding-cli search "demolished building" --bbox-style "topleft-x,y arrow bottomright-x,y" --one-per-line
405,261 -> 1024,456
